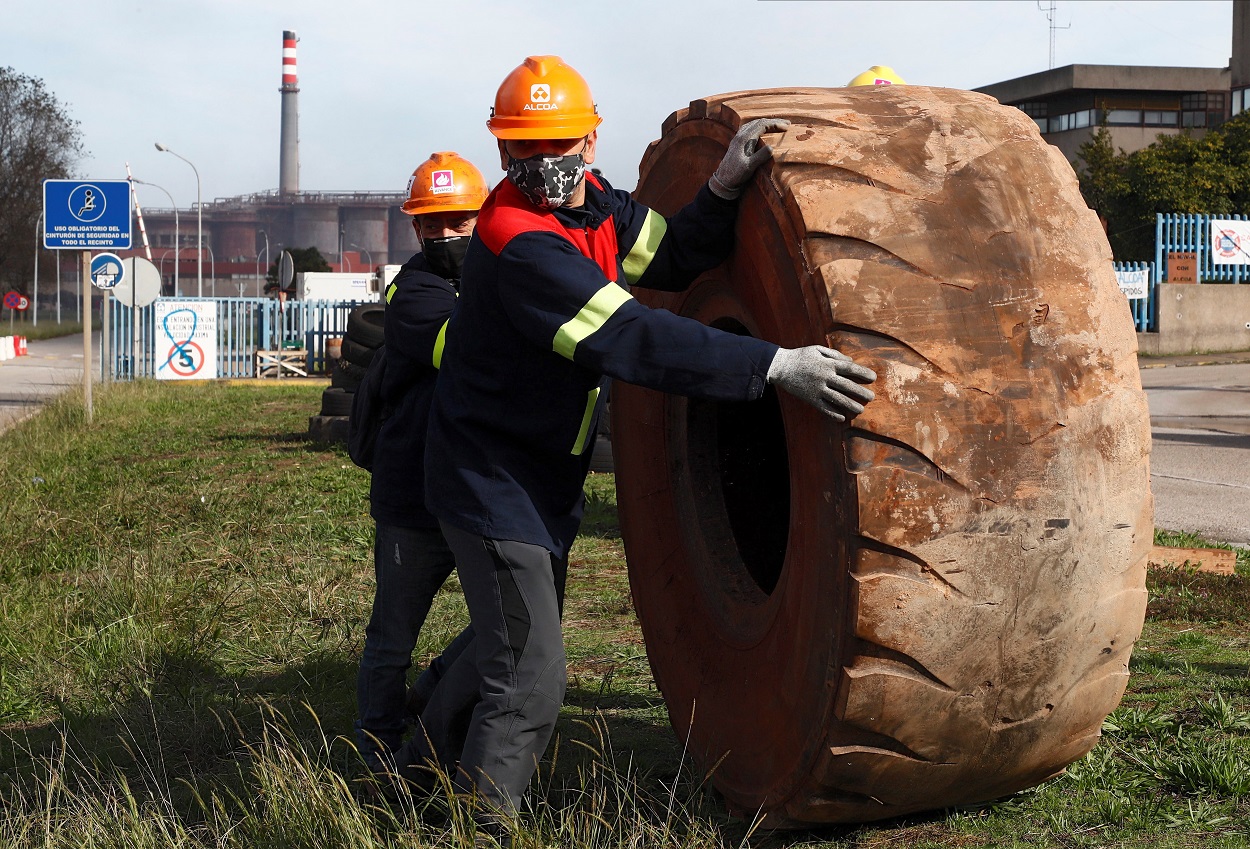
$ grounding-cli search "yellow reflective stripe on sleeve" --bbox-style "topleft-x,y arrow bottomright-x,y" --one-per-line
552,283 -> 633,361
622,209 -> 667,284
386,282 -> 398,304
571,386 -> 600,456
431,319 -> 449,369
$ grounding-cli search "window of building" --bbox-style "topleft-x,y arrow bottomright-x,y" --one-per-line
1106,109 -> 1143,125
1181,92 -> 1225,111
1039,109 -> 1093,134
1017,102 -> 1048,118
1144,110 -> 1179,126
1179,91 -> 1228,128
1232,89 -> 1245,116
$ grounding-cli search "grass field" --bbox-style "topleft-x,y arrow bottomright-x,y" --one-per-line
2,319 -> 82,341
0,380 -> 1248,848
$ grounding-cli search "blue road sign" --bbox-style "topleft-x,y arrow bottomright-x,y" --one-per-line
90,253 -> 125,290
43,179 -> 132,249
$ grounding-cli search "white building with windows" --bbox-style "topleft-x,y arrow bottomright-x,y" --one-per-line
975,65 -> 1231,163
975,0 -> 1247,164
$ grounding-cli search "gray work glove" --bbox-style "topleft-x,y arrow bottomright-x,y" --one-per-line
767,345 -> 877,422
708,117 -> 791,200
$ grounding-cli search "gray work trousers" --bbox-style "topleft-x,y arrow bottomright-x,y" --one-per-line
436,521 -> 569,819
355,524 -> 458,760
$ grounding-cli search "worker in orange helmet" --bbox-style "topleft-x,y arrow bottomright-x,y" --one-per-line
407,56 -> 876,842
847,65 -> 907,86
353,151 -> 486,789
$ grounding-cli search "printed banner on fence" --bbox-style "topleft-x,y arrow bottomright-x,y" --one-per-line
1115,268 -> 1150,299
154,300 -> 218,380
1209,220 -> 1250,264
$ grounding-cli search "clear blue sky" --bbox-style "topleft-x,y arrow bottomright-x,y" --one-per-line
1,0 -> 1234,210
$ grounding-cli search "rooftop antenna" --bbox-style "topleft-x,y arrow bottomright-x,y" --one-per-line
1037,1 -> 1070,70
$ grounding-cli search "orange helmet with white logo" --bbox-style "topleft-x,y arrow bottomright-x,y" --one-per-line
847,65 -> 906,86
402,151 -> 489,216
487,55 -> 602,140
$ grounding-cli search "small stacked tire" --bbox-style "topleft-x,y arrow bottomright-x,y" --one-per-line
313,303 -> 386,444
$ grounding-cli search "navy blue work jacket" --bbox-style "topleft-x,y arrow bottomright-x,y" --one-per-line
369,251 -> 456,529
424,173 -> 779,557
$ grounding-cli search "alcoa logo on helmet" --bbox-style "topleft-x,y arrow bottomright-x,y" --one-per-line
431,169 -> 454,195
526,83 -> 558,111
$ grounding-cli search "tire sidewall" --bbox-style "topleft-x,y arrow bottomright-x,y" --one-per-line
618,117 -> 853,811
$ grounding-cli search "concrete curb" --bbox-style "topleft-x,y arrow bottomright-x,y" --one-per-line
1139,352 -> 1250,369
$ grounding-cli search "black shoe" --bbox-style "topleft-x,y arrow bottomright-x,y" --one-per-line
473,829 -> 513,848
355,755 -> 406,804
392,739 -> 442,797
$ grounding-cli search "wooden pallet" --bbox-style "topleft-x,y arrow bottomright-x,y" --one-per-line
1148,545 -> 1238,576
255,349 -> 308,378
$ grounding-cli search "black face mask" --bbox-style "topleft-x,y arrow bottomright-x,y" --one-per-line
506,151 -> 586,210
423,235 -> 470,283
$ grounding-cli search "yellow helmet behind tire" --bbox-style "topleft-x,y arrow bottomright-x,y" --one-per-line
402,151 -> 489,216
847,66 -> 906,87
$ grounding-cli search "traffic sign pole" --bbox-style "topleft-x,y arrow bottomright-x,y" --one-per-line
101,288 -> 110,385
81,251 -> 92,423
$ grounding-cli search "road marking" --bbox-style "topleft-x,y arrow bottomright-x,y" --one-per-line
1151,471 -> 1250,490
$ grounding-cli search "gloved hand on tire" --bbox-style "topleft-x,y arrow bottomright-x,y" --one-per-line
708,117 -> 791,200
767,345 -> 876,422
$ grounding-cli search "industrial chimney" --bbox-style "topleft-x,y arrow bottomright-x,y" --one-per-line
279,30 -> 300,195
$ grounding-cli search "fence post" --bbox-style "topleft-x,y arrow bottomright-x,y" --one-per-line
1154,214 -> 1163,284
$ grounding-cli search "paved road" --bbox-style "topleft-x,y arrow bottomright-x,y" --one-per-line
1142,361 -> 1250,546
0,333 -> 96,434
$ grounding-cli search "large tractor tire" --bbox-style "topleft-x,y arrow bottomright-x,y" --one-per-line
613,86 -> 1152,826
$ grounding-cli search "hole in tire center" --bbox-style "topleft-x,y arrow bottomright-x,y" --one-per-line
686,318 -> 791,597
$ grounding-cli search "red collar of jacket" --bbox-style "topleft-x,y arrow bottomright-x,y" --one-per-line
476,173 -> 619,282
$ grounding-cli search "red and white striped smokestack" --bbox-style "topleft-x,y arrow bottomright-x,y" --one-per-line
278,29 -> 300,195
282,31 -> 298,89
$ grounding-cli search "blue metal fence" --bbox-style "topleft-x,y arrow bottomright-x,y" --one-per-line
1112,261 -> 1156,332
1154,213 -> 1249,284
109,297 -> 367,380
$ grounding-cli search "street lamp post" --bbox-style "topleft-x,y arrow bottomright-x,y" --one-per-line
155,142 -> 202,297
257,229 -> 269,298
204,245 -> 216,298
350,242 -> 372,269
32,212 -> 41,326
130,177 -> 179,297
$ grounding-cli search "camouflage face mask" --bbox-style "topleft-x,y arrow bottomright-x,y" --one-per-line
506,151 -> 586,210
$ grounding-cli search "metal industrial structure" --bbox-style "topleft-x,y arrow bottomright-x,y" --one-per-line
123,30 -> 417,297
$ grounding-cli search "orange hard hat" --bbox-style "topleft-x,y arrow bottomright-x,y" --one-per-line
402,151 -> 489,216
487,55 -> 602,140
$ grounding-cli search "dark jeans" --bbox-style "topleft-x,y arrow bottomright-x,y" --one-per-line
355,522 -> 462,762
